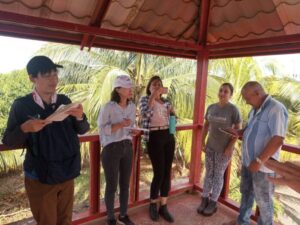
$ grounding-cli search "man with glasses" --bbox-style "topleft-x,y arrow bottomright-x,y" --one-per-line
2,56 -> 90,225
225,81 -> 288,225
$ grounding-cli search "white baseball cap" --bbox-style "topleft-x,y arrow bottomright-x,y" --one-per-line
113,75 -> 134,89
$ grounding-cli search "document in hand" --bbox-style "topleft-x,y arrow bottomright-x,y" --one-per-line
46,102 -> 81,122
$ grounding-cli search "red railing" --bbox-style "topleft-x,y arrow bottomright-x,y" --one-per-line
1,127 -> 299,224
0,125 -> 196,224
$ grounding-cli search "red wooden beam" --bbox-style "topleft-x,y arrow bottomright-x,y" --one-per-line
0,10 -> 201,52
80,0 -> 111,50
80,34 -> 90,50
220,161 -> 232,199
0,24 -> 196,59
79,134 -> 100,142
0,24 -> 82,45
197,0 -> 211,45
92,37 -> 196,59
210,42 -> 300,59
189,49 -> 209,185
208,33 -> 300,50
134,135 -> 142,202
88,0 -> 111,49
282,144 -> 300,154
89,140 -> 101,214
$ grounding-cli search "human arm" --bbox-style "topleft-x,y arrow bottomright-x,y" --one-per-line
224,106 -> 242,157
265,159 -> 300,193
201,120 -> 209,152
248,136 -> 284,172
147,87 -> 164,108
248,106 -> 288,172
97,103 -> 131,135
139,96 -> 153,120
62,99 -> 89,134
224,122 -> 242,157
2,100 -> 52,147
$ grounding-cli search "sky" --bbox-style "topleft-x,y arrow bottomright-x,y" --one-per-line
1,36 -> 300,79
255,54 -> 300,78
0,36 -> 46,73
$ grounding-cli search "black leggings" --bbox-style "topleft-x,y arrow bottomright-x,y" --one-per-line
147,129 -> 175,199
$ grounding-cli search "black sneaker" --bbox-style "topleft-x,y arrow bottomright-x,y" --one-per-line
197,197 -> 209,214
107,218 -> 117,225
202,200 -> 217,216
149,202 -> 159,221
159,204 -> 174,223
117,215 -> 135,225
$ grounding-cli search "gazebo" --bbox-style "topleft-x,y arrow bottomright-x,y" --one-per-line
0,0 -> 300,224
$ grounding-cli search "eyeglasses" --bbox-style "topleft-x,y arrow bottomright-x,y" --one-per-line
39,71 -> 58,79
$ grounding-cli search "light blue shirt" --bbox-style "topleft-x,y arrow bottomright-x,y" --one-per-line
242,95 -> 288,173
97,101 -> 136,147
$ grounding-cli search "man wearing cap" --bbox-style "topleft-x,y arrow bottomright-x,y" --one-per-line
2,56 -> 90,225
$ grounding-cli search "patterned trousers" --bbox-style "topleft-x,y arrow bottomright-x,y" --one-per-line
202,148 -> 231,201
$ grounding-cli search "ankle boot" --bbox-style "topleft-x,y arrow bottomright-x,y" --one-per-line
159,204 -> 174,223
202,200 -> 217,216
149,202 -> 159,221
197,197 -> 209,214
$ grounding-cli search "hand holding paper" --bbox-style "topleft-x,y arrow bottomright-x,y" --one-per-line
46,102 -> 82,122
66,103 -> 83,120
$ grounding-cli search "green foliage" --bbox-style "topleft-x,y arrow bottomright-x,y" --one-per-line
0,70 -> 32,133
0,70 -> 32,173
0,44 -> 299,223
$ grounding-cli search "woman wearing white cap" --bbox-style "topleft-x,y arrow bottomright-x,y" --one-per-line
98,75 -> 138,225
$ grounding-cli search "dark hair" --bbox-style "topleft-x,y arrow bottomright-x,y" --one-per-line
111,88 -> 121,103
146,75 -> 163,96
110,88 -> 130,104
221,82 -> 234,95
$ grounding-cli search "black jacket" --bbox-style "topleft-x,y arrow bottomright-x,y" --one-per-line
2,94 -> 90,184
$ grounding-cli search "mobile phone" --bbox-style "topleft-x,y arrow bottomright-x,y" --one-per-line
218,127 -> 239,136
161,87 -> 168,94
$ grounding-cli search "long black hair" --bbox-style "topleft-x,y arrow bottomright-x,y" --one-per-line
111,88 -> 121,103
146,75 -> 163,96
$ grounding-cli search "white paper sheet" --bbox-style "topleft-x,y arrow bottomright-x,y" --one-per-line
46,102 -> 81,122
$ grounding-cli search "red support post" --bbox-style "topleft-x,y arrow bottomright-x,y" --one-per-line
220,161 -> 232,199
197,0 -> 211,45
89,140 -> 101,214
130,136 -> 138,203
134,135 -> 142,202
189,49 -> 209,185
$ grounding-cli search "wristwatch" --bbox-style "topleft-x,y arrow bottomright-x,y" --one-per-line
255,157 -> 263,165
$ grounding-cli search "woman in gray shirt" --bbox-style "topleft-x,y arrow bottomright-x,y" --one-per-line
197,83 -> 242,216
98,75 -> 137,225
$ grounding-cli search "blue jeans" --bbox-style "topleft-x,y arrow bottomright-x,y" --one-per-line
237,166 -> 275,225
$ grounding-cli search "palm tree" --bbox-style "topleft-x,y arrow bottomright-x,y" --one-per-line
37,43 -> 198,168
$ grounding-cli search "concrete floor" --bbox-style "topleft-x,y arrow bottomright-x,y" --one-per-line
85,192 -> 252,225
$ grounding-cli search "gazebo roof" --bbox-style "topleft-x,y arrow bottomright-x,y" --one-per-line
1,0 -> 300,58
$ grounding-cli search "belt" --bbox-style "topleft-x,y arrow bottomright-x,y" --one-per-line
149,125 -> 169,131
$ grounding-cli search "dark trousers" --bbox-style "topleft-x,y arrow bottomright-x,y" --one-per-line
25,177 -> 74,225
101,140 -> 133,220
147,129 -> 175,199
